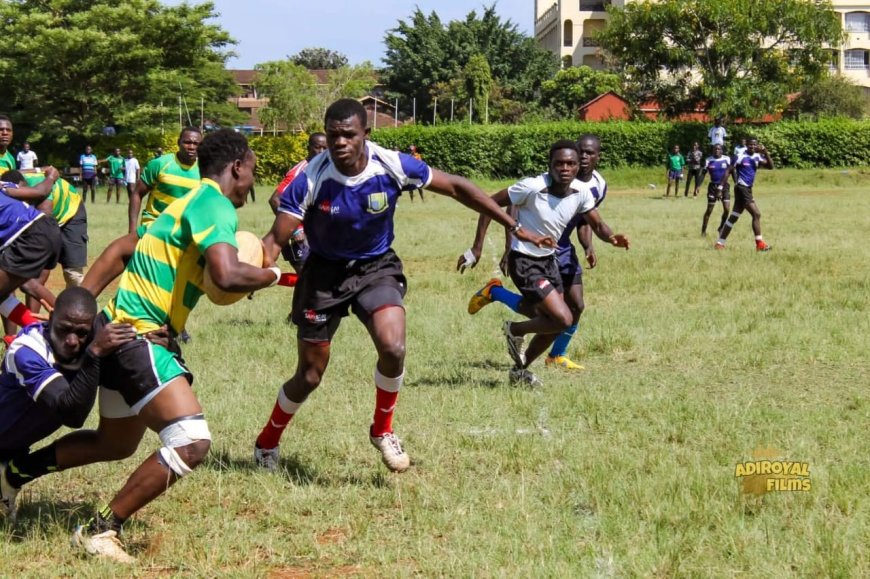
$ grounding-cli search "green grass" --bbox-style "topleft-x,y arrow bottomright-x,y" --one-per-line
2,168 -> 869,576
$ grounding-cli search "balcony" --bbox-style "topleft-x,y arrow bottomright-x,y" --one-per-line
582,37 -> 600,47
535,3 -> 558,34
579,0 -> 610,12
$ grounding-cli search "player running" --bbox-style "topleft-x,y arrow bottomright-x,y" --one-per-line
715,138 -> 773,251
465,135 -> 610,372
253,98 -> 551,473
700,144 -> 732,237
458,139 -> 629,386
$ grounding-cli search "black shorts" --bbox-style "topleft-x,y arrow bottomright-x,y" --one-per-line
507,250 -> 563,305
59,203 -> 88,268
82,175 -> 96,186
96,313 -> 193,410
291,250 -> 406,342
707,182 -> 731,203
734,184 -> 755,206
0,216 -> 61,279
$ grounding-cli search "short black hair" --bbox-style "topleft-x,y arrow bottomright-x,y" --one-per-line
179,126 -> 202,139
1,169 -> 24,184
576,134 -> 601,151
308,132 -> 326,144
54,287 -> 97,317
197,129 -> 250,177
325,99 -> 367,128
0,115 -> 11,125
549,139 -> 579,161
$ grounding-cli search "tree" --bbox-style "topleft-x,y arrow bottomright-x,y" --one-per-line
255,60 -> 377,132
290,47 -> 349,70
463,55 -> 492,122
790,74 -> 867,120
0,0 -> 242,141
540,66 -> 622,118
597,0 -> 843,120
383,5 -> 559,122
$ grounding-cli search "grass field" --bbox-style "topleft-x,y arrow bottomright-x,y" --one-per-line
1,167 -> 868,576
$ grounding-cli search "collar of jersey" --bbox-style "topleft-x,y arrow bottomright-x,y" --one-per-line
200,178 -> 221,193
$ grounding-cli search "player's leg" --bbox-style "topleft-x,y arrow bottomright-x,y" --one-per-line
24,269 -> 51,312
716,188 -> 747,248
546,275 -> 585,371
515,291 -> 573,366
744,200 -> 770,250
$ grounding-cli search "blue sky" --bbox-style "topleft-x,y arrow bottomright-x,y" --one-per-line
166,0 -> 532,68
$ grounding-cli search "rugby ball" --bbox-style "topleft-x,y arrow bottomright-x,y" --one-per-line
203,230 -> 265,305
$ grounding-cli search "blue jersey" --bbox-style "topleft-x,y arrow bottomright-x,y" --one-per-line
279,142 -> 432,261
0,323 -> 76,451
704,156 -> 731,185
554,170 -> 607,266
80,153 -> 98,178
732,152 -> 764,187
0,181 -> 44,248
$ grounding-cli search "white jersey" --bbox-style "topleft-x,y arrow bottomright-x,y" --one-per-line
508,173 -> 598,257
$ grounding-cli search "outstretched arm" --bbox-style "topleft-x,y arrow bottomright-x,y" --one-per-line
81,232 -> 140,296
457,188 -> 510,272
203,242 -> 278,293
2,167 -> 59,202
263,212 -> 303,264
580,209 -> 630,250
577,222 -> 597,268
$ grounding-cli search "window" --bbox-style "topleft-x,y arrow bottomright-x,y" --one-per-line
845,12 -> 870,33
580,0 -> 608,10
844,49 -> 869,70
828,50 -> 839,71
563,20 -> 573,47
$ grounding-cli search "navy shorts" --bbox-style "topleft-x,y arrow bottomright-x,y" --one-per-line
734,184 -> 754,205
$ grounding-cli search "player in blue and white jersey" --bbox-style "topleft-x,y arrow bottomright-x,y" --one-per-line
715,138 -> 773,251
700,144 -> 732,236
458,138 -> 629,386
0,287 -> 136,519
254,98 -> 551,473
465,135 -> 610,373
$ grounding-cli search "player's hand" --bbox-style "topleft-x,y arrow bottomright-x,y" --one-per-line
456,247 -> 481,273
43,166 -> 59,182
143,324 -> 171,348
89,323 -> 137,357
609,234 -> 630,250
515,228 -> 555,249
499,251 -> 509,276
586,249 -> 598,269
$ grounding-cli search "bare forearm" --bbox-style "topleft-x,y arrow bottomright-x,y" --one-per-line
127,190 -> 144,233
211,263 -> 277,293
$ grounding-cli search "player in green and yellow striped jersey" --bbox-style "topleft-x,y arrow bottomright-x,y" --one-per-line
127,127 -> 202,233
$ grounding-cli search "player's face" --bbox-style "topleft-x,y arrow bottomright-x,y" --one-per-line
114,148 -> 120,156
178,130 -> 202,164
577,139 -> 601,177
549,149 -> 580,185
127,149 -> 134,158
85,146 -> 92,155
326,115 -> 369,174
48,309 -> 95,363
308,135 -> 327,159
0,120 -> 12,149
747,140 -> 758,154
228,150 -> 256,208
713,145 -> 723,157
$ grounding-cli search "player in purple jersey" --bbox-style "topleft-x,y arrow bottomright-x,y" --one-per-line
700,144 -> 732,236
465,135 -> 609,373
715,138 -> 773,251
254,99 -> 552,472
459,138 -> 628,386
0,288 -> 136,520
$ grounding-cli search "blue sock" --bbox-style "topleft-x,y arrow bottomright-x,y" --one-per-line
549,324 -> 577,358
489,285 -> 522,313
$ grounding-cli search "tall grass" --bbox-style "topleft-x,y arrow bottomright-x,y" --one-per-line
1,169 -> 868,575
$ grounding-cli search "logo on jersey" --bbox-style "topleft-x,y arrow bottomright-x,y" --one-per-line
536,279 -> 551,289
318,200 -> 339,215
366,192 -> 388,214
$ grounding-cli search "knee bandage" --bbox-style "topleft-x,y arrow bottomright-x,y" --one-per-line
62,267 -> 84,288
156,416 -> 212,477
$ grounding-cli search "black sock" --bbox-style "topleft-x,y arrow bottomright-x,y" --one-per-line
5,443 -> 59,488
89,504 -> 125,534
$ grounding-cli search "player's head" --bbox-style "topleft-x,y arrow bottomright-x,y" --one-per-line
672,144 -> 679,153
576,134 -> 601,178
113,147 -> 121,156
712,144 -> 723,157
127,148 -> 134,158
324,99 -> 369,173
197,128 -> 256,208
177,127 -> 202,165
714,118 -> 722,127
48,287 -> 99,365
746,137 -> 758,153
23,142 -> 30,151
548,139 -> 580,186
0,169 -> 25,186
692,141 -> 700,150
0,115 -> 12,150
307,132 -> 327,160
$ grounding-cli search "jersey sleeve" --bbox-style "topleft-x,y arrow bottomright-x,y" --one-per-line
395,152 -> 432,190
5,344 -> 63,402
188,195 -> 239,253
139,157 -> 162,187
278,170 -> 311,220
507,178 -> 537,207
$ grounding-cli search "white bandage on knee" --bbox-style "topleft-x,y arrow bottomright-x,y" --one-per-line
62,267 -> 84,288
374,368 -> 404,393
156,417 -> 212,477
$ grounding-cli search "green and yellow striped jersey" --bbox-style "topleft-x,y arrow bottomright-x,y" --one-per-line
0,151 -> 16,171
105,179 -> 238,335
139,153 -> 200,228
23,173 -> 81,226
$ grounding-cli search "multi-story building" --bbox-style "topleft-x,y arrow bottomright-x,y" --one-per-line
534,0 -> 870,91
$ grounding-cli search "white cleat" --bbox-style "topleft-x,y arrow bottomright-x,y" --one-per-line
254,445 -> 280,471
72,526 -> 135,564
369,430 -> 411,473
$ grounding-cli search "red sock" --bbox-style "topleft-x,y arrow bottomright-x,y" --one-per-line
9,303 -> 38,327
372,387 -> 399,437
256,390 -> 302,449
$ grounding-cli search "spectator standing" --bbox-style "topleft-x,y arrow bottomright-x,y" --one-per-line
408,145 -> 424,202
79,146 -> 98,203
104,148 -> 125,204
123,149 -> 140,200
733,138 -> 747,157
708,119 -> 727,147
665,144 -> 686,198
16,143 -> 38,171
684,142 -> 704,198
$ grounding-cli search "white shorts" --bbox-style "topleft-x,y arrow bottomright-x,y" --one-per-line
98,382 -> 173,419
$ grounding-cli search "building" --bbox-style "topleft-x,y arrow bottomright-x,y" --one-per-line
534,1 -> 870,91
